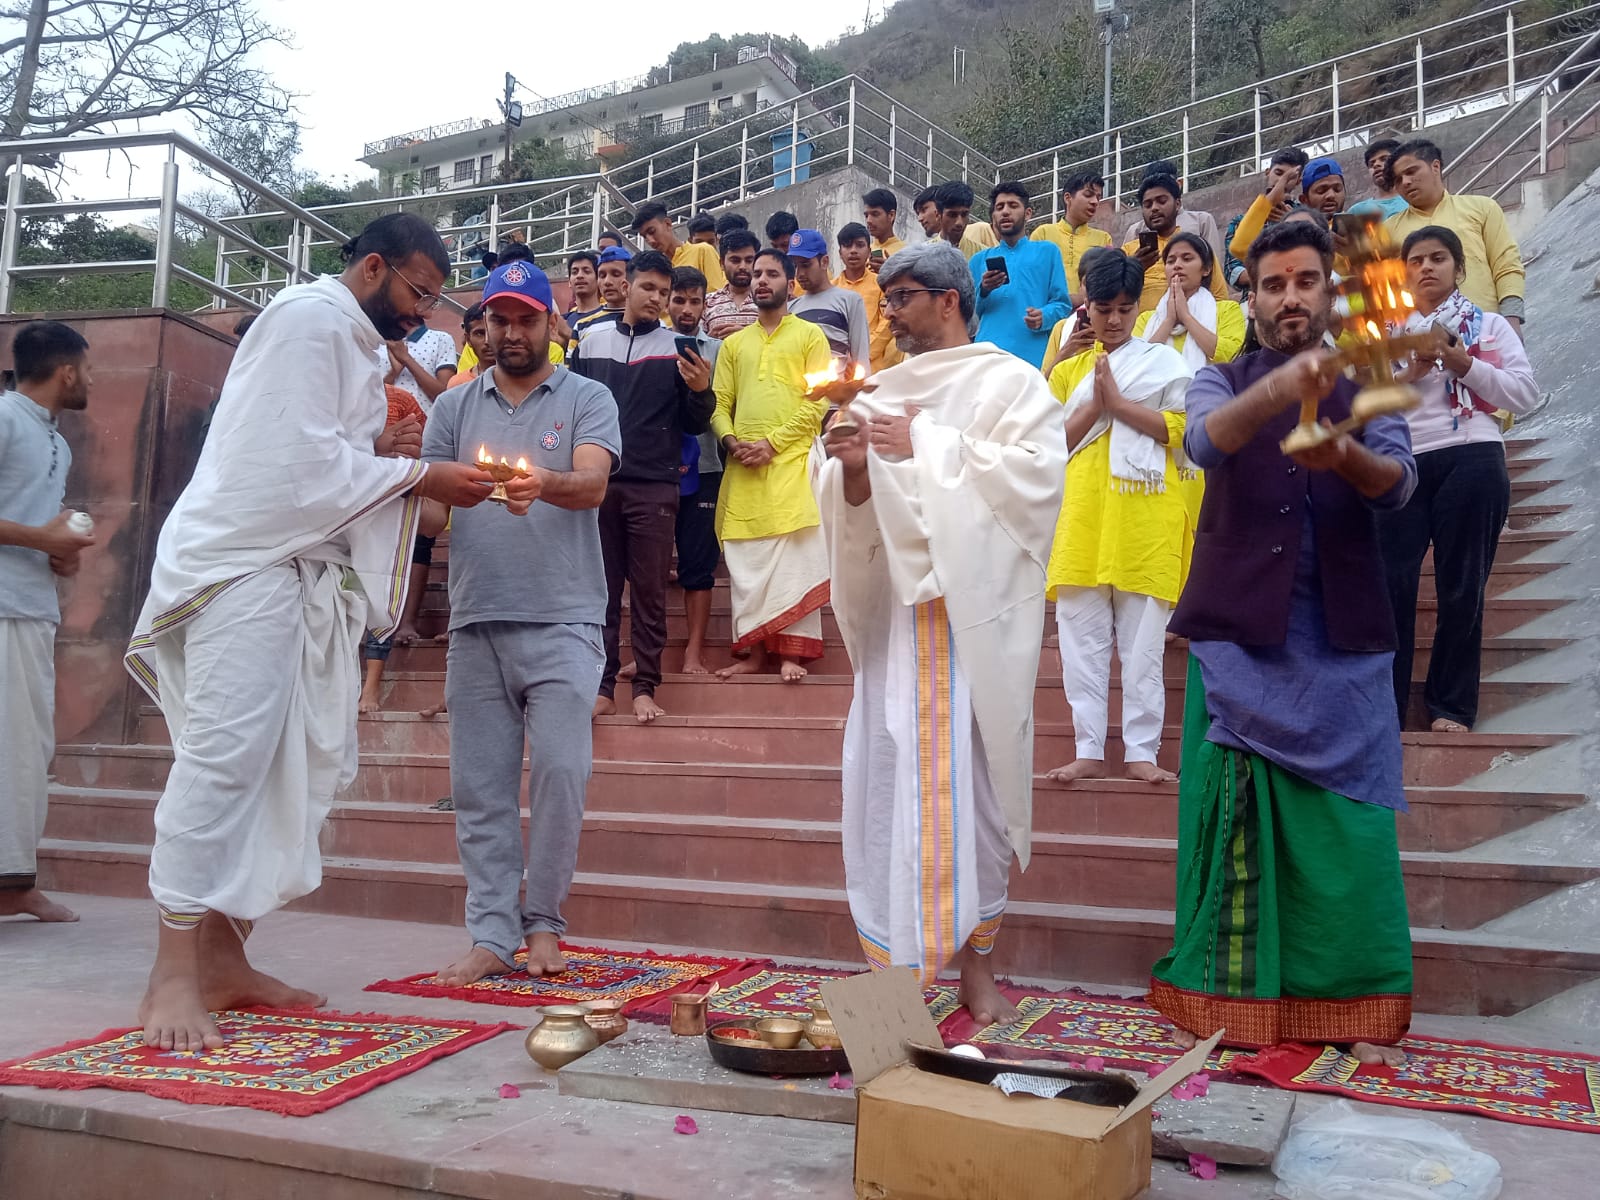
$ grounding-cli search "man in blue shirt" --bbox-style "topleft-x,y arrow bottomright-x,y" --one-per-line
970,181 -> 1070,368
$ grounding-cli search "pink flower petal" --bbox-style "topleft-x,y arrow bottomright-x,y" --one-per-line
674,1115 -> 699,1135
1082,1055 -> 1106,1072
1146,1062 -> 1166,1078
1188,1153 -> 1218,1180
1152,1110 -> 1164,1120
1171,1083 -> 1196,1100
497,1083 -> 521,1099
1191,1073 -> 1211,1097
829,1072 -> 854,1090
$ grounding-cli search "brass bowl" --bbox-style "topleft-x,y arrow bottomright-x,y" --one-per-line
524,1005 -> 600,1071
755,1018 -> 806,1050
584,998 -> 628,1045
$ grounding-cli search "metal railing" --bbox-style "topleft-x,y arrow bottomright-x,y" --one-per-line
0,130 -> 350,315
6,0 -> 1600,316
995,0 -> 1600,223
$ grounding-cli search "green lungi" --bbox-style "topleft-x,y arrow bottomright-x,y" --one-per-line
1148,656 -> 1413,1049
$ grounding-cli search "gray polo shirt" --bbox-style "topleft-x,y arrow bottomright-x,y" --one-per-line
0,390 -> 69,623
423,366 -> 621,629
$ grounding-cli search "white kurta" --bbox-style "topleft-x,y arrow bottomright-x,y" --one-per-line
815,342 -> 1068,979
127,276 -> 425,921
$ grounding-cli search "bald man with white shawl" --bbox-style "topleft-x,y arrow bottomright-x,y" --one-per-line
814,242 -> 1067,1025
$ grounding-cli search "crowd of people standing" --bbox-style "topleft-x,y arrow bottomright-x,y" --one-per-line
0,126 -> 1542,1068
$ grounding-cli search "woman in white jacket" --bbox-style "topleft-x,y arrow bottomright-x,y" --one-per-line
1380,225 -> 1540,732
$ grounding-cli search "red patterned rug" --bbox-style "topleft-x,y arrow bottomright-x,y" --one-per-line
364,943 -> 762,1012
630,962 -> 965,1028
1240,1036 -> 1600,1134
0,1008 -> 514,1116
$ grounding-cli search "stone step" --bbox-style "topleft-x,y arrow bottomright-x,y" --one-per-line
36,840 -> 1600,1019
369,669 -> 1555,724
41,792 -> 1594,932
46,767 -> 1584,858
381,630 -> 1572,680
117,704 -> 1570,789
1507,502 -> 1570,530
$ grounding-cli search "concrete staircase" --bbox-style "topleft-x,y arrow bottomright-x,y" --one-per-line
40,438 -> 1600,1018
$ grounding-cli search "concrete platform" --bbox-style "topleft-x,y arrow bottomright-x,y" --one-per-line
2,896 -> 1597,1199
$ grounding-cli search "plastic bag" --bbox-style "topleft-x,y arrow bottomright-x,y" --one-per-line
1273,1100 -> 1502,1200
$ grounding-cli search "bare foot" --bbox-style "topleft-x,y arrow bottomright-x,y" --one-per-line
198,916 -> 324,1012
592,695 -> 617,718
435,945 -> 515,986
139,970 -> 223,1051
524,931 -> 568,976
634,693 -> 666,723
1430,717 -> 1469,734
358,688 -> 382,715
779,659 -> 808,682
716,656 -> 765,679
420,700 -> 448,719
1043,759 -> 1107,784
1170,1027 -> 1198,1049
958,949 -> 1020,1027
0,887 -> 79,921
681,653 -> 711,675
1125,761 -> 1177,784
617,660 -> 637,680
1350,1041 -> 1406,1067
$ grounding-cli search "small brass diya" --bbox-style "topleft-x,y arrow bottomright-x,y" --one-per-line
474,444 -> 531,506
806,360 -> 875,435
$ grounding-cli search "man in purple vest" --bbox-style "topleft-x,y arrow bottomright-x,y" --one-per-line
1150,220 -> 1417,1067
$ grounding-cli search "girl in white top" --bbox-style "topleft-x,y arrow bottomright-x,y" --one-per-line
1379,224 -> 1539,734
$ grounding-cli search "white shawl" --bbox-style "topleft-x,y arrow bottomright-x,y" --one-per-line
814,342 -> 1068,867
1148,285 -> 1218,374
1061,338 -> 1194,491
128,276 -> 425,696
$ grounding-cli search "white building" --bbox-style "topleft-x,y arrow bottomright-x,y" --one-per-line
361,48 -> 803,195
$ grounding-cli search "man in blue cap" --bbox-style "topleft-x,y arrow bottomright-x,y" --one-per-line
1301,157 -> 1346,219
788,228 -> 871,370
580,244 -> 632,345
424,259 -> 624,987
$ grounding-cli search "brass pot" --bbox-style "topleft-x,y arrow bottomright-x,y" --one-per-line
524,1006 -> 600,1071
670,992 -> 710,1036
583,998 -> 629,1045
805,999 -> 843,1049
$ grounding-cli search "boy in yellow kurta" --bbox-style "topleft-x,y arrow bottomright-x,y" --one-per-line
711,248 -> 833,681
1044,250 -> 1193,786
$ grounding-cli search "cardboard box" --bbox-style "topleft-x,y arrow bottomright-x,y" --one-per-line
819,969 -> 1223,1200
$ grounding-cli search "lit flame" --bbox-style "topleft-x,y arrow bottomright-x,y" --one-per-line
477,444 -> 490,464
804,360 -> 867,390
515,456 -> 529,472
1365,320 -> 1381,339
1400,289 -> 1414,307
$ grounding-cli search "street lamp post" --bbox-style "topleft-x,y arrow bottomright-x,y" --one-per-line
1097,0 -> 1115,179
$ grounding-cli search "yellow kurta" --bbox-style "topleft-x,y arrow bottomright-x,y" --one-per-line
873,235 -> 907,257
711,315 -> 832,542
1044,351 -> 1188,605
834,268 -> 904,373
672,240 -> 727,291
960,221 -> 999,257
1031,220 -> 1113,297
1386,191 -> 1525,313
1122,234 -> 1232,313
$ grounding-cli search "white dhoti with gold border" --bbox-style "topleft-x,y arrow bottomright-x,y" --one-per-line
841,596 -> 1010,983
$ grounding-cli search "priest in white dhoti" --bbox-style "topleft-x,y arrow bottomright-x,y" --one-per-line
815,242 -> 1068,1025
125,215 -> 497,1051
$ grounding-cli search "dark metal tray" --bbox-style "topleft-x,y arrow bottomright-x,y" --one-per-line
705,1018 -> 851,1077
906,1042 -> 1139,1108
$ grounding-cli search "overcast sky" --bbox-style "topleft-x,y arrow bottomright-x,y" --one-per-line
260,0 -> 885,178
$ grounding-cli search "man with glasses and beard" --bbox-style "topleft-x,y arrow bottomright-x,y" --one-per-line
1151,220 -> 1416,1066
130,214 -> 498,1052
814,242 -> 1066,1025
424,260 -> 621,988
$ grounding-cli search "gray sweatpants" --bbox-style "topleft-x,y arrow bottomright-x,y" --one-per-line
444,621 -> 603,963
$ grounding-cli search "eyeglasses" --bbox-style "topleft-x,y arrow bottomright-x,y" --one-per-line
388,262 -> 442,313
879,287 -> 949,311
